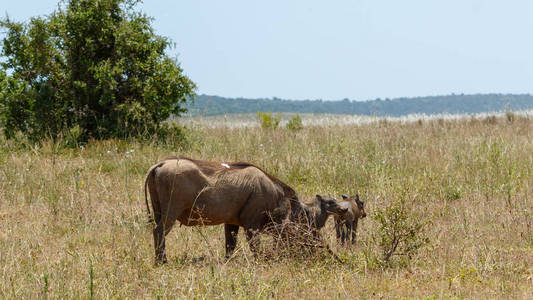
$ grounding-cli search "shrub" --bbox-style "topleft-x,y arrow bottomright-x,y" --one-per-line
444,184 -> 462,202
0,0 -> 196,142
286,114 -> 303,131
156,121 -> 189,149
372,193 -> 429,265
505,111 -> 515,123
257,111 -> 280,129
63,124 -> 85,149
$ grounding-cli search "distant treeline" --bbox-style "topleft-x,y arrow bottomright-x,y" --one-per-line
186,94 -> 533,116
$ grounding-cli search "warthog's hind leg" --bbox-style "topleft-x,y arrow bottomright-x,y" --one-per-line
339,222 -> 347,245
153,217 -> 177,264
224,224 -> 239,258
345,221 -> 352,246
153,223 -> 167,264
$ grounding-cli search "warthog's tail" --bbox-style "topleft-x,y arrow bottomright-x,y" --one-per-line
144,167 -> 154,224
144,162 -> 164,224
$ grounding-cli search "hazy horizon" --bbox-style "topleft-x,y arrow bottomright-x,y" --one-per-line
194,92 -> 533,102
3,1 -> 532,100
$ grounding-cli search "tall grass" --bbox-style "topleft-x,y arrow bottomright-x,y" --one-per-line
0,114 -> 532,298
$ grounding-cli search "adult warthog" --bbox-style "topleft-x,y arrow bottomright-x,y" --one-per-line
144,156 -> 346,263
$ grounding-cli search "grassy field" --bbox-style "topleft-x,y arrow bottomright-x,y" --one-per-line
0,114 -> 532,299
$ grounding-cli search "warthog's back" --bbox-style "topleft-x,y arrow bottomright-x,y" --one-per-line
154,158 -> 209,201
337,200 -> 356,221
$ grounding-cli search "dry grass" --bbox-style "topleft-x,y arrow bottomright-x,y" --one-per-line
0,114 -> 532,299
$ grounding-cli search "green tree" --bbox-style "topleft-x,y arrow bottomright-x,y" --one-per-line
0,0 -> 196,141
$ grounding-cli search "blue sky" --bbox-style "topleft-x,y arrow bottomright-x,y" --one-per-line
3,1 -> 533,100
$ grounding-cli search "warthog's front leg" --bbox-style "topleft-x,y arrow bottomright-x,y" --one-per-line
351,219 -> 359,245
224,224 -> 239,258
335,217 -> 342,242
245,228 -> 260,256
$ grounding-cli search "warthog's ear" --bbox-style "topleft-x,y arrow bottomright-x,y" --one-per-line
341,194 -> 348,200
316,194 -> 324,202
354,194 -> 360,201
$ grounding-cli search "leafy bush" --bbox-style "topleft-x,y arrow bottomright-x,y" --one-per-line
372,193 -> 429,265
63,125 -> 85,149
286,114 -> 303,131
156,121 -> 190,149
257,111 -> 280,129
0,0 -> 196,142
444,184 -> 462,201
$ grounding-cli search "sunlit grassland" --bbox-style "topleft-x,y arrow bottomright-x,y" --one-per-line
0,114 -> 532,298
